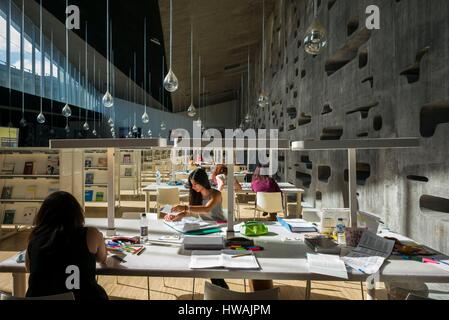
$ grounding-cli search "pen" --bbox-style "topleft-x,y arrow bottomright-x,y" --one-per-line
232,253 -> 252,259
137,247 -> 146,256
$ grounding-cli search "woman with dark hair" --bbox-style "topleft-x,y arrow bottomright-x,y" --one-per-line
25,191 -> 108,300
165,168 -> 228,289
210,164 -> 242,192
251,164 -> 281,194
165,168 -> 225,222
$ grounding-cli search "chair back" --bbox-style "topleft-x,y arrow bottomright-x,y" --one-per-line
204,282 -> 280,300
1,292 -> 75,300
157,188 -> 180,206
256,192 -> 283,213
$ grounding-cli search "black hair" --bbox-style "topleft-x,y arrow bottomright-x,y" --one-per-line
29,191 -> 85,252
188,168 -> 212,205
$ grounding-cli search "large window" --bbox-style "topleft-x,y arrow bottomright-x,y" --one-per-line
10,21 -> 20,69
0,11 -> 6,65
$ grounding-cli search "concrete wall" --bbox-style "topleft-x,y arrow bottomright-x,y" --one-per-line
249,0 -> 449,254
178,100 -> 239,130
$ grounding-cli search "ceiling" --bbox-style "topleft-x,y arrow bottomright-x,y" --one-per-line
158,0 -> 275,113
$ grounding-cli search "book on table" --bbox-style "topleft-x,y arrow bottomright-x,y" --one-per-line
189,250 -> 260,270
304,236 -> 341,255
183,235 -> 225,250
277,217 -> 318,233
163,217 -> 226,234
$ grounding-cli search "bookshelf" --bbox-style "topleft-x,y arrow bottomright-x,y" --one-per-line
119,150 -> 141,195
0,148 -> 62,239
83,149 -> 109,207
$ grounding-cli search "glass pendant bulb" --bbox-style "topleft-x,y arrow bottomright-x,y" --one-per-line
62,104 -> 72,117
244,113 -> 251,124
110,127 -> 115,133
187,104 -> 197,117
304,19 -> 327,56
258,93 -> 269,108
92,129 -> 97,136
132,124 -> 138,133
37,112 -> 45,124
102,91 -> 114,108
160,122 -> 167,131
239,122 -> 244,130
127,130 -> 133,138
164,69 -> 178,93
83,121 -> 90,131
108,117 -> 114,126
147,129 -> 152,137
20,118 -> 27,127
142,112 -> 149,124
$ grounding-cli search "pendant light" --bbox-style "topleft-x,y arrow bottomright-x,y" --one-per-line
147,129 -> 153,137
245,51 -> 252,124
83,22 -> 90,131
163,0 -> 179,92
61,0 -> 72,117
132,112 -> 138,133
304,0 -> 327,56
160,57 -> 166,132
102,0 -> 114,107
194,55 -> 202,127
92,54 -> 97,136
132,53 -> 138,134
257,0 -> 269,109
49,31 -> 55,135
19,0 -> 26,127
141,18 -> 150,124
187,23 -> 196,117
201,77 -> 205,132
36,0 -> 45,124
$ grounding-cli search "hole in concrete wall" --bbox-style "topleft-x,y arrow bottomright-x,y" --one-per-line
297,40 -> 302,48
325,29 -> 371,76
295,68 -> 299,77
288,124 -> 296,131
357,132 -> 369,138
316,191 -> 322,201
296,171 -> 312,188
362,76 -> 374,88
318,166 -> 331,183
420,101 -> 449,137
407,175 -> 429,183
293,91 -> 298,99
300,155 -> 313,169
301,70 -> 306,78
287,107 -> 297,119
359,49 -> 368,68
346,102 -> 379,119
328,0 -> 337,10
320,127 -> 343,140
344,163 -> 371,186
420,195 -> 449,214
298,113 -> 312,126
294,56 -> 299,64
347,19 -> 359,37
400,47 -> 430,84
321,104 -> 333,115
373,116 -> 383,131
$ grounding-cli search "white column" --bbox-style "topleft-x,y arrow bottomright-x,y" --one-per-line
107,148 -> 116,236
348,148 -> 358,229
226,160 -> 234,234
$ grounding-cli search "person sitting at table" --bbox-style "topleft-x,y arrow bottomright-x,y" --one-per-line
251,164 -> 282,221
25,191 -> 108,300
210,164 -> 243,192
164,168 -> 228,289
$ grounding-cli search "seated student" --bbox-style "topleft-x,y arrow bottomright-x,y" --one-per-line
251,164 -> 282,221
26,191 -> 108,300
164,168 -> 228,289
210,164 -> 242,192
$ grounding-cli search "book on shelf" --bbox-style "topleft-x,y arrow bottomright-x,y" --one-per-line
85,157 -> 93,168
1,186 -> 13,199
95,191 -> 105,202
14,207 -> 37,225
124,168 -> 133,177
85,172 -> 94,185
2,209 -> 16,224
1,162 -> 15,175
25,185 -> 37,199
46,155 -> 60,175
23,161 -> 34,175
85,190 -> 94,202
98,157 -> 107,167
122,154 -> 132,164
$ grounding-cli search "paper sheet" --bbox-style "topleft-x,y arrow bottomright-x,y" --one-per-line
307,254 -> 348,279
342,230 -> 395,274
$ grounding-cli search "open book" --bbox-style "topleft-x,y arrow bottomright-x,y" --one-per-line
163,217 -> 226,234
189,250 -> 260,270
160,204 -> 184,216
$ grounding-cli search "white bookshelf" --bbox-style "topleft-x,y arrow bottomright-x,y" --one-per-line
83,149 -> 109,206
0,148 -> 62,235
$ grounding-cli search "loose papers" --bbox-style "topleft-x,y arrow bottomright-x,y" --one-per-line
342,230 -> 395,274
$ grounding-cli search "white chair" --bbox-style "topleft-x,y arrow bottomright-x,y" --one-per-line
0,292 -> 75,300
254,192 -> 284,220
156,188 -> 180,217
221,189 -> 241,221
204,281 -> 280,300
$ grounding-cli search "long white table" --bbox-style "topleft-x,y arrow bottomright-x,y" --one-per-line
1,218 -> 449,299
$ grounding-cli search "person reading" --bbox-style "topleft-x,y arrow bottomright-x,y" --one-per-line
25,191 -> 108,300
210,164 -> 242,192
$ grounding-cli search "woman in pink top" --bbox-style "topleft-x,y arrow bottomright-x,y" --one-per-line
251,165 -> 281,193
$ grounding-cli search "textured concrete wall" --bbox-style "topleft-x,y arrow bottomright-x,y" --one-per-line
249,0 -> 449,254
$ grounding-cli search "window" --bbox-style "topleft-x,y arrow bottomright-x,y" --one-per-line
10,21 -> 21,69
23,35 -> 32,72
0,11 -> 7,65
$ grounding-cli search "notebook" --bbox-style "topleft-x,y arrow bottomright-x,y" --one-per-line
277,217 -> 318,233
164,218 -> 226,234
189,250 -> 260,270
305,236 -> 341,255
183,236 -> 225,250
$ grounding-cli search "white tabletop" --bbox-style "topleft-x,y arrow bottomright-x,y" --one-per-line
2,218 -> 448,283
143,183 -> 189,192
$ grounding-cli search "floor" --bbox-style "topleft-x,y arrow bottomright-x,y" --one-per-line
0,194 -> 389,300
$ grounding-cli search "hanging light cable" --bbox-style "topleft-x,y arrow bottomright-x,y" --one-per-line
163,0 -> 179,92
83,22 -> 90,131
36,0 -> 45,124
258,0 -> 269,109
102,0 -> 113,107
142,18 -> 149,124
62,0 -> 72,117
187,22 -> 197,117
